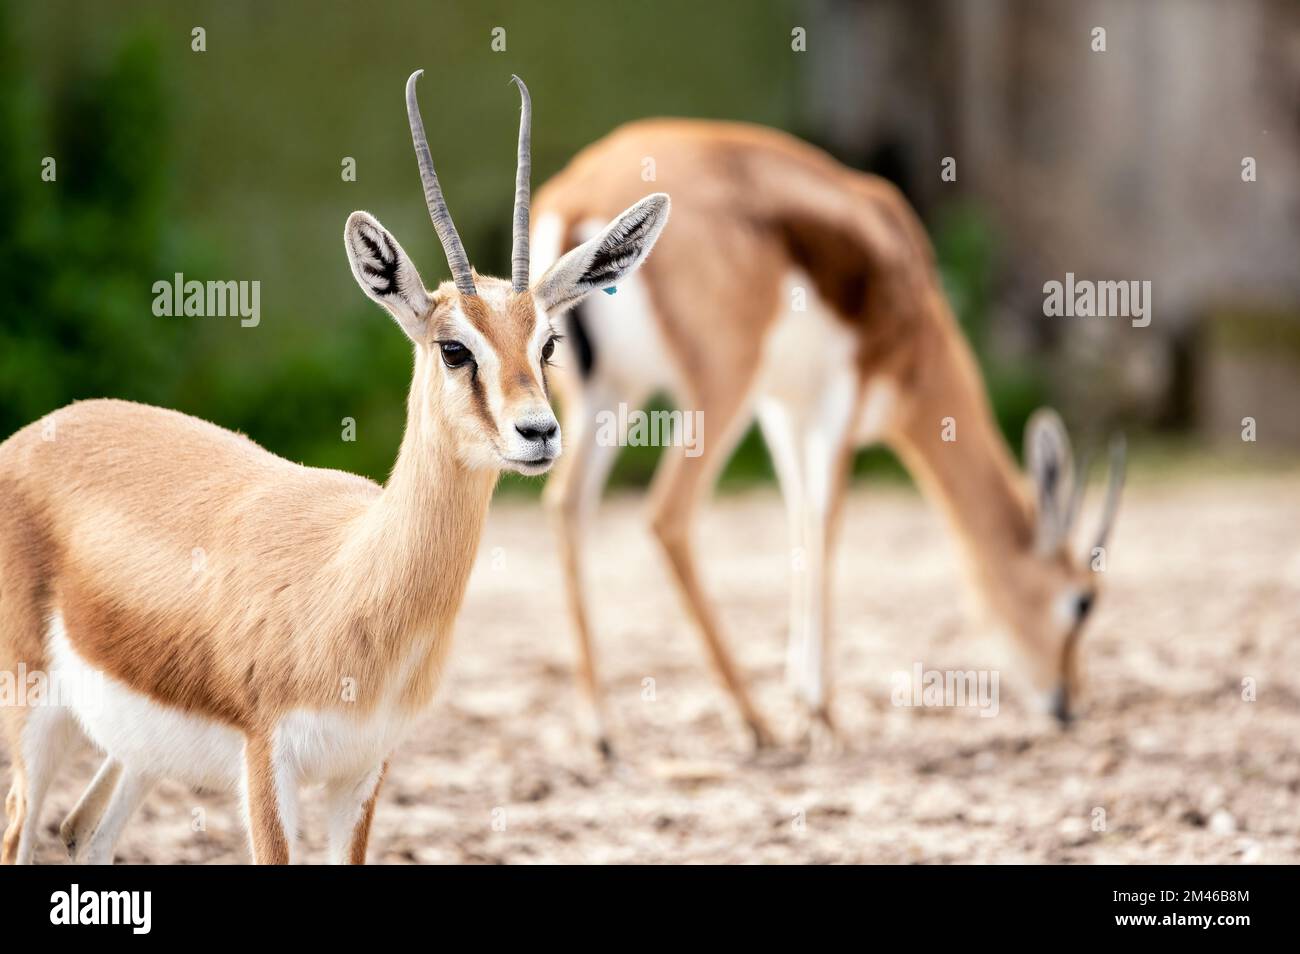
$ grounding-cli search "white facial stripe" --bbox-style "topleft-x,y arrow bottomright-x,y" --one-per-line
445,297 -> 554,431
444,305 -> 505,421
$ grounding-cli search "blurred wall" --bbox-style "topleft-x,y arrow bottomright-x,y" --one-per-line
806,0 -> 1300,441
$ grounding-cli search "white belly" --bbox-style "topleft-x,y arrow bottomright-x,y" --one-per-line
46,612 -> 410,789
756,271 -> 861,408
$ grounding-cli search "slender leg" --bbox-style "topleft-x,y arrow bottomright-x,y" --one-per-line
793,429 -> 854,746
544,379 -> 643,758
757,375 -> 857,747
78,766 -> 154,865
2,760 -> 26,865
60,756 -> 122,858
757,398 -> 811,693
241,733 -> 296,865
325,763 -> 386,865
647,383 -> 775,749
5,707 -> 77,864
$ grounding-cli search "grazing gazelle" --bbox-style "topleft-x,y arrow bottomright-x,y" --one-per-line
532,119 -> 1123,755
0,72 -> 669,864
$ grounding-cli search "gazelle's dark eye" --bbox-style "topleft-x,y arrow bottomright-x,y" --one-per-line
541,335 -> 560,364
439,341 -> 473,369
1075,592 -> 1095,622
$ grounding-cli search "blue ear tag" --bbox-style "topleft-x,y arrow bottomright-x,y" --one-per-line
602,286 -> 617,295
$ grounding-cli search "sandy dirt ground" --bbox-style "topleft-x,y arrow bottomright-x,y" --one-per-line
11,468 -> 1300,864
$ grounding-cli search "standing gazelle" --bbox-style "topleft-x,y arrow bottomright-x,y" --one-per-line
0,72 -> 669,864
532,120 -> 1123,755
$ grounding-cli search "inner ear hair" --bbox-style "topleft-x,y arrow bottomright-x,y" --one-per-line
1026,408 -> 1076,551
583,205 -> 660,285
344,211 -> 431,339
536,193 -> 670,313
354,222 -> 400,295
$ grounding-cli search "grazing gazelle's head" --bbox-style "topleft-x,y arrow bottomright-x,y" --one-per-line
1002,409 -> 1126,725
344,71 -> 670,475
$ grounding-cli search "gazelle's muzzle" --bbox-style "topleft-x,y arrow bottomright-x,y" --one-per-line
503,406 -> 560,473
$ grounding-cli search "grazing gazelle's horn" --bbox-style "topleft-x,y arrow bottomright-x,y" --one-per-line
1091,434 -> 1127,554
510,74 -> 532,292
405,69 -> 476,296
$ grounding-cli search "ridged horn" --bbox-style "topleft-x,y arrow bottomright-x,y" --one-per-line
405,69 -> 476,296
509,74 -> 532,292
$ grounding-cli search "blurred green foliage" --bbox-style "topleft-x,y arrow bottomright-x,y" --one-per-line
0,16 -> 188,435
1,0 -> 1038,494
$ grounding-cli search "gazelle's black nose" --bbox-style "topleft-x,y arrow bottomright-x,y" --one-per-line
515,421 -> 557,442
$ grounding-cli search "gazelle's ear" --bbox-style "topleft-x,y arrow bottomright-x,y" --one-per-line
534,193 -> 670,314
344,211 -> 432,341
1025,407 -> 1075,553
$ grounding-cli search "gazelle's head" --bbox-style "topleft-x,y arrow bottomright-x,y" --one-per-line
1001,409 -> 1126,725
345,71 -> 670,475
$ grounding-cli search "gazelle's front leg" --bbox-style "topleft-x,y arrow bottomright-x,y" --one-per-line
242,733 -> 297,865
325,763 -> 387,864
545,374 -> 646,759
647,379 -> 775,750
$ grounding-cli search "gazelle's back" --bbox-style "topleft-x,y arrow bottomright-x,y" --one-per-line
536,119 -> 936,321
0,398 -> 376,502
0,399 -> 378,603
0,400 -> 380,723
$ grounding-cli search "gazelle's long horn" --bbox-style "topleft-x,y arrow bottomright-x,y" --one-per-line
509,75 -> 532,292
1091,434 -> 1127,554
405,70 -> 476,296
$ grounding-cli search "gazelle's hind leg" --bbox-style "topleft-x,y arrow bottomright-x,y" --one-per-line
545,377 -> 649,758
61,757 -> 154,864
756,376 -> 858,751
646,379 -> 776,750
325,763 -> 386,864
241,733 -> 296,865
2,762 -> 24,864
2,706 -> 78,864
77,765 -> 154,865
60,756 -> 122,858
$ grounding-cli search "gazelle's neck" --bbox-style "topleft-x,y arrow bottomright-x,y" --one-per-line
888,309 -> 1035,597
344,352 -> 498,644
